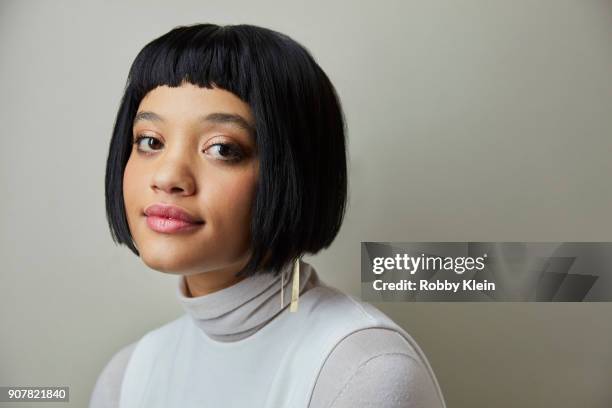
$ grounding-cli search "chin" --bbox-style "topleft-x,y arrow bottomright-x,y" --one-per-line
139,249 -> 193,275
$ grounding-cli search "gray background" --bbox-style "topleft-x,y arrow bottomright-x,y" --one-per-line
1,0 -> 611,407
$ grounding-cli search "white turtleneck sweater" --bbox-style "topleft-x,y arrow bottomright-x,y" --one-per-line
89,261 -> 445,407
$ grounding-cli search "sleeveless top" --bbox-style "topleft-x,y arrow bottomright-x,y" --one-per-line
118,262 -> 447,407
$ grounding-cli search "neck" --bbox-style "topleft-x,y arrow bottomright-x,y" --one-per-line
175,259 -> 318,342
184,264 -> 248,297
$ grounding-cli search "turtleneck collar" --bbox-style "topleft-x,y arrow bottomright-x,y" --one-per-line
175,259 -> 318,342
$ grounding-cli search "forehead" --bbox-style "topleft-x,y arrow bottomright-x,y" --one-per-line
136,83 -> 254,125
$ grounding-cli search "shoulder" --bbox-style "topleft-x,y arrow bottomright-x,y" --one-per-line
303,284 -> 391,325
89,341 -> 138,408
309,324 -> 445,407
88,315 -> 187,408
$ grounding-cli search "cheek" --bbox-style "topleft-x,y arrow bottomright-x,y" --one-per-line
122,155 -> 146,228
122,157 -> 137,210
205,166 -> 258,233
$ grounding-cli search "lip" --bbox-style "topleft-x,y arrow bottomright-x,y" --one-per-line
144,203 -> 204,234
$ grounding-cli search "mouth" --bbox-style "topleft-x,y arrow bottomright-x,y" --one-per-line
144,214 -> 204,234
143,203 -> 205,234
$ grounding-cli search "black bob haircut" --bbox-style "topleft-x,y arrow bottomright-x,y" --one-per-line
105,23 -> 348,278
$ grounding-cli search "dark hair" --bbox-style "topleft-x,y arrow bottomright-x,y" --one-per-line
105,23 -> 348,278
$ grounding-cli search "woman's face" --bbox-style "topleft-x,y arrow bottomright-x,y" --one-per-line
123,82 -> 259,277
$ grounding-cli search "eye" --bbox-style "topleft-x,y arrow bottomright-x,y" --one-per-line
204,143 -> 245,162
133,135 -> 163,154
133,134 -> 245,163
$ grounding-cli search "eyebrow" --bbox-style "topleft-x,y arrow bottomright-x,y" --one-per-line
133,111 -> 255,135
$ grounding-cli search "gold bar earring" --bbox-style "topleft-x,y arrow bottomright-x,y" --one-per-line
290,257 -> 300,312
280,267 -> 284,310
280,257 -> 301,312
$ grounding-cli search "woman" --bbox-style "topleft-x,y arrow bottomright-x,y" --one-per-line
91,23 -> 446,408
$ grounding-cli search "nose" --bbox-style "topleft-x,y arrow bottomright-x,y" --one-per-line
150,149 -> 196,196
